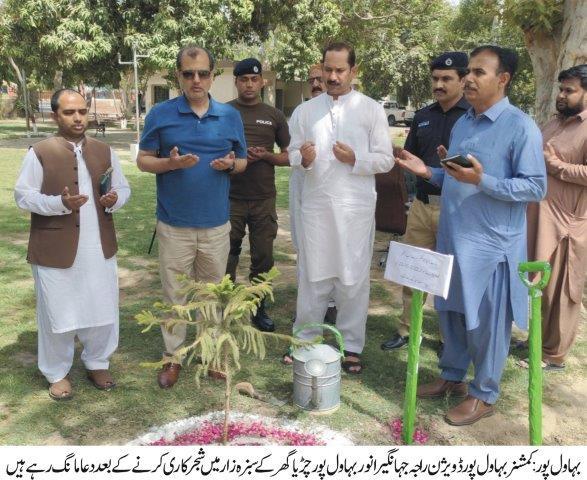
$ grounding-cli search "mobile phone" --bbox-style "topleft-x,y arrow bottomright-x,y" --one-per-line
440,154 -> 473,169
99,166 -> 113,196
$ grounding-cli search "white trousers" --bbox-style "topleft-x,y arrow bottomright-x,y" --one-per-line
37,311 -> 119,384
294,264 -> 370,354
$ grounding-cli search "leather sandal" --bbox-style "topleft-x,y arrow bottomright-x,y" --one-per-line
281,352 -> 293,365
517,358 -> 565,371
281,346 -> 294,365
342,350 -> 363,375
49,376 -> 73,401
86,369 -> 117,390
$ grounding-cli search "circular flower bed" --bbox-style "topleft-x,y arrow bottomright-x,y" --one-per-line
129,411 -> 354,447
151,420 -> 324,446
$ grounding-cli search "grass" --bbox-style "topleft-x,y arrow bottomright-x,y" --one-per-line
0,124 -> 585,446
0,119 -> 55,140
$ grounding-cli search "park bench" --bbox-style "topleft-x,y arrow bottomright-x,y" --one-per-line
88,97 -> 125,135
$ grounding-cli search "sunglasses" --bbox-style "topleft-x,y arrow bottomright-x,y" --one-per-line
180,69 -> 212,80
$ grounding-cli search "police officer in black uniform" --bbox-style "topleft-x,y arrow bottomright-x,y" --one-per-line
381,52 -> 470,353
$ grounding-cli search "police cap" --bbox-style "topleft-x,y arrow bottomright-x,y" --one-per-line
233,58 -> 262,77
430,52 -> 468,71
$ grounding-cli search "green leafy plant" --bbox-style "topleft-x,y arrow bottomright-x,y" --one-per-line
136,266 -> 307,444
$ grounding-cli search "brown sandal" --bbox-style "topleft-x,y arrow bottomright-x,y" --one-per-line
86,369 -> 117,390
49,377 -> 73,401
342,351 -> 363,375
281,353 -> 294,365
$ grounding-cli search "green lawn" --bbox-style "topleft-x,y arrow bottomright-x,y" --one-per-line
0,129 -> 585,446
0,119 -> 55,140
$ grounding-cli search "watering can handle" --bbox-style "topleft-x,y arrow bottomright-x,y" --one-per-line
293,323 -> 345,357
518,261 -> 551,291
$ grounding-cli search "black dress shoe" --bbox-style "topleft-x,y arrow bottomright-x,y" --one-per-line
252,301 -> 275,332
381,333 -> 409,350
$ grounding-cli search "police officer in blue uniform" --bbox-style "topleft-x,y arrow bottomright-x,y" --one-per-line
381,52 -> 470,353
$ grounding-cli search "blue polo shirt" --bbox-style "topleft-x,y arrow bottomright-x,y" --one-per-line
140,95 -> 247,228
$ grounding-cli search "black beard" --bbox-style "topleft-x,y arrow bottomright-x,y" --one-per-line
557,104 -> 583,117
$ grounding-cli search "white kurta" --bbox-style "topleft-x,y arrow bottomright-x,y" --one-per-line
290,90 -> 393,353
289,90 -> 394,285
15,144 -> 130,333
288,167 -> 304,252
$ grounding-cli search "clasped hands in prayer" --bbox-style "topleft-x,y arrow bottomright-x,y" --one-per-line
300,141 -> 356,168
61,186 -> 118,209
167,145 -> 236,172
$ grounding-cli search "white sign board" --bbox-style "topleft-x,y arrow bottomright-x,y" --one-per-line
384,241 -> 454,298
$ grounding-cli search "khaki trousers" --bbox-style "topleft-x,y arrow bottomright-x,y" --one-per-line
157,220 -> 231,356
399,199 -> 440,337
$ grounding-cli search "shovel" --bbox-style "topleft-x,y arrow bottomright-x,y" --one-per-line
518,261 -> 551,446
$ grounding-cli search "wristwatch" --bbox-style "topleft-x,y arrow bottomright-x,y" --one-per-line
226,162 -> 236,173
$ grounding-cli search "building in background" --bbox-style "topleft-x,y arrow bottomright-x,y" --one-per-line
144,60 -> 319,116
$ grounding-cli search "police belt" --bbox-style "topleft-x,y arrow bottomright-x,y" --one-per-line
416,191 -> 441,206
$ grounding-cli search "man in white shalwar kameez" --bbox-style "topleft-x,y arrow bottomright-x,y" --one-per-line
14,89 -> 130,400
288,42 -> 394,373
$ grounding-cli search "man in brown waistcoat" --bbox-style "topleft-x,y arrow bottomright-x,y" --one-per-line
14,89 -> 130,400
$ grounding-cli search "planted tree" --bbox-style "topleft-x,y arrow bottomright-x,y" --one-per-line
136,267 -> 307,444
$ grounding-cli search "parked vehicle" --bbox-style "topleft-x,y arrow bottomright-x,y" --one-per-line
381,101 -> 415,126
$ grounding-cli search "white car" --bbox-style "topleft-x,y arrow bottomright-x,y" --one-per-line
381,101 -> 415,127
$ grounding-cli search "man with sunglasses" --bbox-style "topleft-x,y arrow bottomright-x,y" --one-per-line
15,88 -> 131,400
138,45 -> 248,389
225,58 -> 291,332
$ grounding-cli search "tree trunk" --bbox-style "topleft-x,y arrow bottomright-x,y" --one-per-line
53,70 -> 63,90
523,28 -> 559,127
523,0 -> 587,127
222,349 -> 231,445
8,59 -> 32,135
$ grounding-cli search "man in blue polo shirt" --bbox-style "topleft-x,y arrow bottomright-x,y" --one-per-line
138,45 -> 247,389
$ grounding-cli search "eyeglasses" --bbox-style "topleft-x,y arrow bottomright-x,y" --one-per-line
308,76 -> 323,84
180,69 -> 212,80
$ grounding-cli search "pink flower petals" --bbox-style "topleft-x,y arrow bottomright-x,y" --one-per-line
389,418 -> 429,445
150,420 -> 325,446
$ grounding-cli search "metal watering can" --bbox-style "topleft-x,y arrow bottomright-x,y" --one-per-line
291,323 -> 344,414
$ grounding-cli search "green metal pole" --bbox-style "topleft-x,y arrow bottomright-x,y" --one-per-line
402,289 -> 424,445
518,261 -> 551,446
